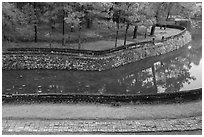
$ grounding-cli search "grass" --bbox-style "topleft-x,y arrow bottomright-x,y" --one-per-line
2,40 -> 133,51
3,23 -> 181,51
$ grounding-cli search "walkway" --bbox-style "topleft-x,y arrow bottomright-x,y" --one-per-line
2,100 -> 202,134
2,116 -> 201,134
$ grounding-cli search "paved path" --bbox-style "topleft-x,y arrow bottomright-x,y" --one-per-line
2,116 -> 201,134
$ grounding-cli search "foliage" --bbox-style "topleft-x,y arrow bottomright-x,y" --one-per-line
2,2 -> 25,40
64,9 -> 84,28
2,2 -> 201,44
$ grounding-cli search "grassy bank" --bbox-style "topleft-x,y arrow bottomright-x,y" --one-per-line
3,27 -> 181,51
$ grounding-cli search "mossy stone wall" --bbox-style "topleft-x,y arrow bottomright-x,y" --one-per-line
2,27 -> 192,71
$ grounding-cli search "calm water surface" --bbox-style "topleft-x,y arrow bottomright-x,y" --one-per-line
2,23 -> 202,96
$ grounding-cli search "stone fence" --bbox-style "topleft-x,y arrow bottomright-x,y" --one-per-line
2,25 -> 192,71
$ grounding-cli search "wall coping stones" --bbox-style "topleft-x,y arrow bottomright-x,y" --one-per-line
2,88 -> 202,105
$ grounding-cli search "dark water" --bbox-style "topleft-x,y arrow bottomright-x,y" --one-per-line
2,22 -> 202,96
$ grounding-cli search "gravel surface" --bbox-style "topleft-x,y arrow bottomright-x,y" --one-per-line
3,100 -> 201,120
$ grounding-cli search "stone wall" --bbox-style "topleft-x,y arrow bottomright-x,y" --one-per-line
2,26 -> 192,71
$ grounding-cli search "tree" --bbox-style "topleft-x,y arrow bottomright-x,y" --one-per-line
148,2 -> 167,35
79,2 -> 114,28
64,4 -> 84,49
163,2 -> 197,20
111,2 -> 141,47
2,2 -> 25,41
21,2 -> 43,43
177,2 -> 197,18
113,8 -> 121,48
142,19 -> 155,38
120,2 -> 140,45
78,3 -> 94,29
41,2 -> 64,47
63,2 -> 114,49
51,3 -> 71,46
193,3 -> 202,18
99,2 -> 156,46
131,3 -> 148,39
166,2 -> 174,21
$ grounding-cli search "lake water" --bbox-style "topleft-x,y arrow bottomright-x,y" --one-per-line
2,22 -> 202,96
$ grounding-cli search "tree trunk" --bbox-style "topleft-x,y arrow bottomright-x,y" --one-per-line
49,27 -> 54,48
34,2 -> 37,43
78,31 -> 81,49
166,3 -> 172,21
161,61 -> 164,66
62,9 -> 65,46
124,23 -> 129,46
115,22 -> 119,48
86,18 -> 92,29
68,33 -> 71,46
50,19 -> 55,48
166,11 -> 170,21
144,27 -> 147,38
151,65 -> 158,93
150,25 -> 156,36
34,24 -> 37,43
133,25 -> 138,39
115,10 -> 121,48
49,32 -> 52,48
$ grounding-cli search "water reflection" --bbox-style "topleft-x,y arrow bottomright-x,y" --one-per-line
2,42 -> 201,95
2,22 -> 202,96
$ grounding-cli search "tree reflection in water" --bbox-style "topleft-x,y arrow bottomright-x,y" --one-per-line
155,57 -> 195,93
97,20 -> 202,95
112,23 -> 202,95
